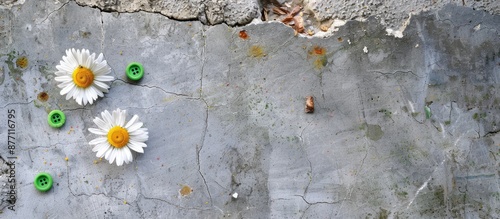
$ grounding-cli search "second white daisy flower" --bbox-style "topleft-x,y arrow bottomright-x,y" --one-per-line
88,108 -> 149,166
55,48 -> 114,105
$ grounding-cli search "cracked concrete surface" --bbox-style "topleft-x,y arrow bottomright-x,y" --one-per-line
67,0 -> 500,33
1,0 -> 500,218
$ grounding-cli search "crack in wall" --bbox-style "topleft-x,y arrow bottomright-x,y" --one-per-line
139,193 -> 220,213
195,98 -> 213,205
35,0 -> 70,25
115,79 -> 190,97
65,164 -> 133,218
369,70 -> 421,79
99,11 -> 105,53
336,138 -> 369,217
0,100 -> 34,108
295,194 -> 341,205
198,27 -> 207,99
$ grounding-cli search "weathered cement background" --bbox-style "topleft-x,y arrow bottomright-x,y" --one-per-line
1,0 -> 500,218
3,0 -> 495,35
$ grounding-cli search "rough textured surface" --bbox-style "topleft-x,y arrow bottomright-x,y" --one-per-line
60,0 -> 499,32
1,0 -> 500,218
303,0 -> 500,29
73,0 -> 260,26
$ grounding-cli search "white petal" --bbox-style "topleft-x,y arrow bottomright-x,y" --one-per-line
116,149 -> 124,166
92,62 -> 108,75
65,49 -> 78,67
95,75 -> 114,82
87,53 -> 97,69
91,86 -> 104,97
92,142 -> 109,153
57,80 -> 73,89
85,88 -> 93,105
108,148 -> 117,164
55,76 -> 72,82
124,147 -> 133,163
61,60 -> 75,69
73,88 -> 83,105
125,115 -> 139,129
128,140 -> 146,153
127,122 -> 143,133
82,91 -> 88,105
102,110 -> 113,126
93,81 -> 110,91
130,140 -> 147,148
62,55 -> 77,69
95,53 -> 104,63
88,127 -> 108,135
60,83 -> 75,95
93,117 -> 111,131
89,137 -> 107,145
83,51 -> 92,68
97,144 -> 112,158
55,70 -> 70,76
130,134 -> 148,142
76,49 -> 83,65
66,87 -> 76,100
129,128 -> 147,136
112,109 -> 120,127
118,109 -> 126,127
56,64 -> 74,73
104,147 -> 113,159
93,66 -> 111,76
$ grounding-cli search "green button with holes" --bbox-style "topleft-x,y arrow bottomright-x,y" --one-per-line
126,62 -> 144,81
34,172 -> 53,192
48,110 -> 66,128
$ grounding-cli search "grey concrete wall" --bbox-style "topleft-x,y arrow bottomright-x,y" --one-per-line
15,0 -> 496,33
0,0 -> 499,218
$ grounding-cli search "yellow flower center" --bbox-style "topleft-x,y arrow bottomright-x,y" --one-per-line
107,126 -> 130,148
72,65 -> 94,88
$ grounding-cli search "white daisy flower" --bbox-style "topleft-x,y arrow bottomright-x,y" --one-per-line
88,108 -> 149,166
55,48 -> 114,105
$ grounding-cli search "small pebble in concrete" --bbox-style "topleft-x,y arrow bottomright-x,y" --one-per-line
305,96 -> 314,113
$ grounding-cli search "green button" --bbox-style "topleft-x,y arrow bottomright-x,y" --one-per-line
34,172 -> 53,192
126,62 -> 144,81
48,110 -> 66,128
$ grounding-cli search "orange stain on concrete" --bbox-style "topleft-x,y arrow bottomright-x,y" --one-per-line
16,56 -> 28,68
180,185 -> 193,196
249,45 -> 266,58
239,30 -> 249,40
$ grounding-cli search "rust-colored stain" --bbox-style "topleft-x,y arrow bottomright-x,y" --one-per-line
16,56 -> 28,69
180,185 -> 193,196
309,46 -> 326,56
308,46 -> 327,69
249,45 -> 265,58
313,56 -> 328,69
239,30 -> 249,40
37,92 -> 49,102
